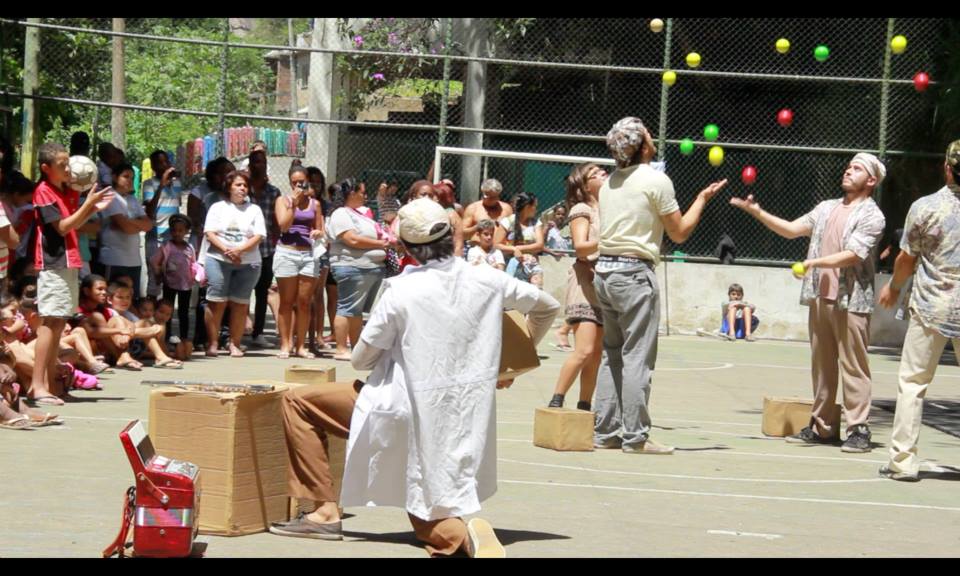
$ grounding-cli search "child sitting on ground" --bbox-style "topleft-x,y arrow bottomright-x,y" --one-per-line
106,282 -> 182,369
466,219 -> 505,271
720,283 -> 759,342
78,274 -> 140,370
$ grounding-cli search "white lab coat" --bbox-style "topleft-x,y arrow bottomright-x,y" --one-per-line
340,257 -> 541,521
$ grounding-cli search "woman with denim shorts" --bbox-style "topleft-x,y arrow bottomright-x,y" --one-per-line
326,179 -> 390,361
201,170 -> 266,358
273,166 -> 325,359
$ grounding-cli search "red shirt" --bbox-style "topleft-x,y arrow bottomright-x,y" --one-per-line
32,181 -> 82,270
78,301 -> 113,321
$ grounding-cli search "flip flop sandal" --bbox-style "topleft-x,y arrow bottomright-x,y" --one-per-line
116,361 -> 143,371
551,343 -> 573,352
28,396 -> 64,407
89,362 -> 113,375
0,415 -> 35,430
332,354 -> 352,362
153,359 -> 183,369
27,412 -> 63,426
277,351 -> 291,359
295,350 -> 316,359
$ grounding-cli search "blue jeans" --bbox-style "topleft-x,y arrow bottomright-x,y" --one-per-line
330,266 -> 383,318
204,256 -> 262,304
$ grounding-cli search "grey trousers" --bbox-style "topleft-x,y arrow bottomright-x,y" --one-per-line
592,263 -> 659,448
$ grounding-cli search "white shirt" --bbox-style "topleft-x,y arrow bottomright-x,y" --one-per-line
100,193 -> 148,267
467,245 -> 505,268
202,200 -> 266,266
340,257 -> 541,521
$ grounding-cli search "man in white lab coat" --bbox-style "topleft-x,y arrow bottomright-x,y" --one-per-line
270,198 -> 560,557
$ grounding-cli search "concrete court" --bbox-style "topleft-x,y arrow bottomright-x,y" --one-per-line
3,334 -> 960,558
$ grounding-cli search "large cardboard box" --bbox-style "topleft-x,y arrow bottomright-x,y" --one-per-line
284,365 -> 336,386
533,407 -> 594,451
761,396 -> 841,438
148,386 -> 290,536
500,310 -> 540,380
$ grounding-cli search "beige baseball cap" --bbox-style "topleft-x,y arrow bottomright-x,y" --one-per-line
397,198 -> 451,244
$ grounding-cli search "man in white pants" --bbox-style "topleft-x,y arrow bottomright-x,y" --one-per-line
877,140 -> 960,481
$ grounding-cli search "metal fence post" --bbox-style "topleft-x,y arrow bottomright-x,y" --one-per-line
876,18 -> 895,208
657,18 -> 674,162
217,18 -> 229,157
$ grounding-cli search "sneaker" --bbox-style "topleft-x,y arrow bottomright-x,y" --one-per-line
745,335 -> 756,342
841,425 -> 872,453
547,394 -> 564,408
593,437 -> 622,449
168,335 -> 182,345
878,465 -> 920,482
622,438 -> 674,455
465,518 -> 505,558
576,400 -> 591,412
268,512 -> 343,540
251,335 -> 272,348
785,426 -> 836,445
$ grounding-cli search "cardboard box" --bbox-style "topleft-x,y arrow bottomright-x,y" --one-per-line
500,310 -> 540,380
284,365 -> 336,386
533,407 -> 594,451
148,386 -> 290,536
761,396 -> 841,438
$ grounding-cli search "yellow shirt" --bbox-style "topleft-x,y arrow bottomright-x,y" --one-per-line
598,164 -> 679,266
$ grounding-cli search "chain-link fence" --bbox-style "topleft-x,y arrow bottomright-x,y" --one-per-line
0,17 -> 954,263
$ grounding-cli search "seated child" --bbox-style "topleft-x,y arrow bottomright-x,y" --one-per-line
0,352 -> 60,428
78,274 -> 140,370
720,283 -> 759,342
107,282 -> 182,369
466,219 -> 506,271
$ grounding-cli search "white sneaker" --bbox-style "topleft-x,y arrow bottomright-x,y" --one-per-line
465,518 -> 505,558
251,335 -> 272,348
168,336 -> 182,345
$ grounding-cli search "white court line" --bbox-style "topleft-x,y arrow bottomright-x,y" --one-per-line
537,361 -> 735,373
708,530 -> 782,540
498,458 -> 885,484
495,438 -> 888,465
56,416 -> 142,422
500,479 -> 960,513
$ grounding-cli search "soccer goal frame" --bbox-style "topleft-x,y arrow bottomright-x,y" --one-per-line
432,146 -> 615,185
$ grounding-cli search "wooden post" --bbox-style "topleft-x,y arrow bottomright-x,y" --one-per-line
111,18 -> 126,150
20,18 -> 39,180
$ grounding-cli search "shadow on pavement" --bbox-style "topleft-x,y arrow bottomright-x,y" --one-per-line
342,527 -> 571,549
874,399 -> 960,440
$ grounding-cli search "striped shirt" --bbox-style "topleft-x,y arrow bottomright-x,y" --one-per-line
142,176 -> 183,240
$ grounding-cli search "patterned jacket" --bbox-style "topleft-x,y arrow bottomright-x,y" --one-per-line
799,197 -> 885,314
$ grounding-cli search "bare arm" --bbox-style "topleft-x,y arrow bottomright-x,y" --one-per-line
341,230 -> 388,250
0,224 -> 17,249
878,250 -> 919,308
514,224 -> 545,255
461,205 -> 479,238
78,217 -> 100,235
525,291 -> 561,346
569,216 -> 597,259
803,250 -> 861,270
729,194 -> 812,240
660,179 -> 728,244
450,211 -> 464,257
110,213 -> 153,234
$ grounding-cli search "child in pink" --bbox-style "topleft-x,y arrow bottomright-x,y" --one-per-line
149,214 -> 196,341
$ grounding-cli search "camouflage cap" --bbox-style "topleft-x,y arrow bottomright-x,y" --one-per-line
947,139 -> 960,168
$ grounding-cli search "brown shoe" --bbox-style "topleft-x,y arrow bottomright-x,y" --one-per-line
622,438 -> 674,455
465,518 -> 506,558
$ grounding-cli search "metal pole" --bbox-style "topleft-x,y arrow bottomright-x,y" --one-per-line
287,18 -> 298,126
876,18 -> 895,208
657,18 -> 673,162
111,18 -> 126,150
20,18 -> 39,180
217,18 -> 229,156
438,18 -> 453,147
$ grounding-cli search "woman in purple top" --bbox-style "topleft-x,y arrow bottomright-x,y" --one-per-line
273,166 -> 325,359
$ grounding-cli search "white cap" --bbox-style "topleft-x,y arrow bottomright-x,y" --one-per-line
397,198 -> 451,244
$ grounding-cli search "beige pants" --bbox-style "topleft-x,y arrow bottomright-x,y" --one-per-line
887,315 -> 960,476
808,298 -> 872,438
281,382 -> 468,556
